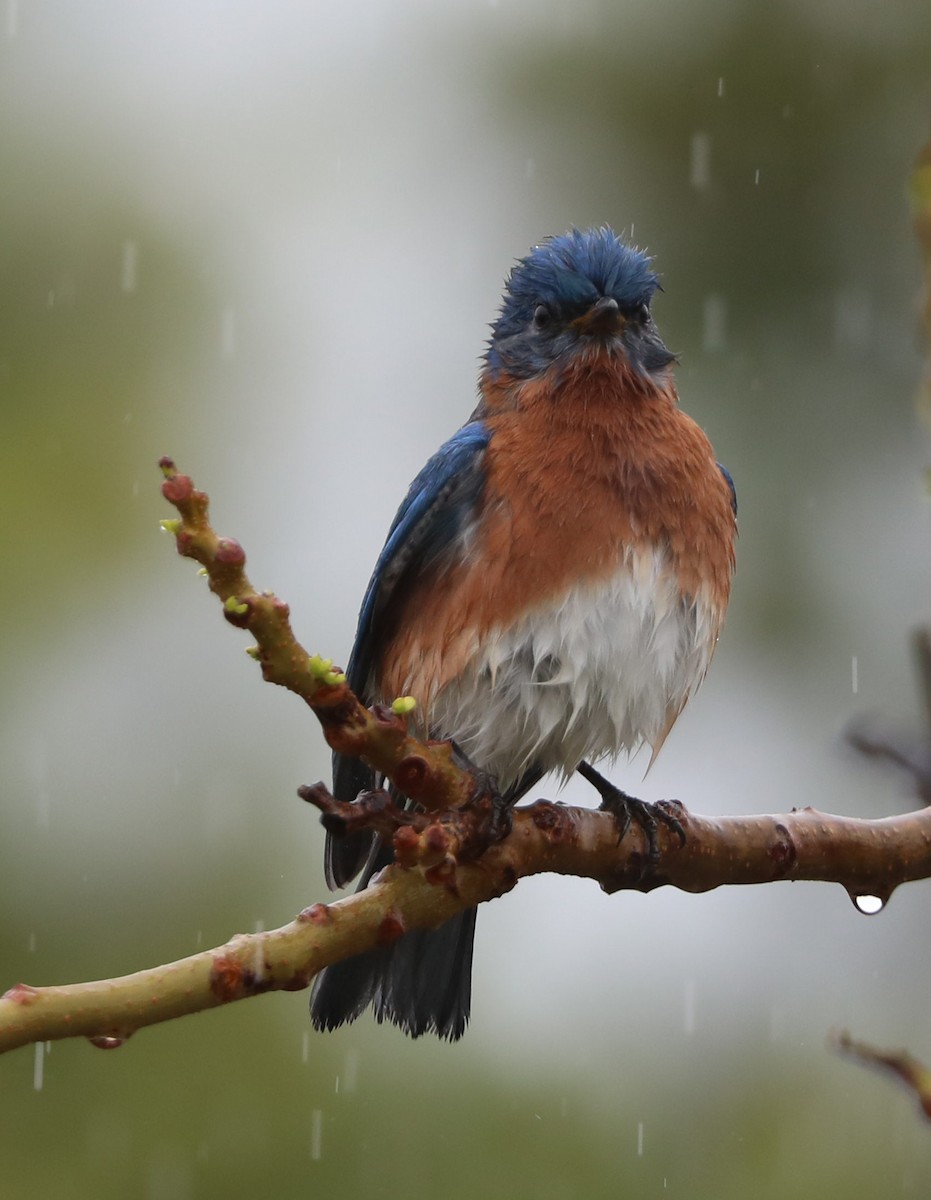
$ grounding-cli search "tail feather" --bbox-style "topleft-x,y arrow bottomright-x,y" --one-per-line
310,908 -> 477,1040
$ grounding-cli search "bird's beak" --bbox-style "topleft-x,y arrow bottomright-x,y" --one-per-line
571,296 -> 623,335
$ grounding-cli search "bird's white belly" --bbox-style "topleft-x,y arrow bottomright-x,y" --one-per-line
429,548 -> 718,790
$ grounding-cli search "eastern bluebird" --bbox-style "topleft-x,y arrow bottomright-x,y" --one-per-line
311,227 -> 737,1039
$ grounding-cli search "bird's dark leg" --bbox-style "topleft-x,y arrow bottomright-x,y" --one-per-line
448,741 -> 515,845
576,761 -> 686,863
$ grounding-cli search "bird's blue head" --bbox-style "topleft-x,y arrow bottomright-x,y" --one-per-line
484,227 -> 675,381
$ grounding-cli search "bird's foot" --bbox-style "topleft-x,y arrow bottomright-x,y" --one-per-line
447,740 -> 513,847
576,762 -> 686,864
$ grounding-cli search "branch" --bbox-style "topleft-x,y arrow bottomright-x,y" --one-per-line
2,459 -> 930,1056
3,799 -> 931,1054
155,458 -> 477,815
833,1032 -> 931,1122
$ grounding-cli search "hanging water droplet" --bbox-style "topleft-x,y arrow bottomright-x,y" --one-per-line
852,894 -> 885,915
88,1035 -> 126,1050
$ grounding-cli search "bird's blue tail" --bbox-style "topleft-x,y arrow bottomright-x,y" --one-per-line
309,907 -> 477,1040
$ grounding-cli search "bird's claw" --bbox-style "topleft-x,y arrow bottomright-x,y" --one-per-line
598,788 -> 686,862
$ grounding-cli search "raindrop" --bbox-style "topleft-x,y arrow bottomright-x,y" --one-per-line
342,1047 -> 359,1095
121,241 -> 138,294
701,295 -> 727,353
637,1121 -> 644,1157
690,132 -> 711,190
310,1108 -> 323,1161
833,288 -> 871,353
852,894 -> 885,915
716,76 -> 725,98
754,169 -> 761,186
851,655 -> 858,695
251,932 -> 265,982
221,306 -> 236,358
33,1041 -> 44,1091
301,1031 -> 309,1063
683,978 -> 696,1035
27,932 -> 36,954
88,1035 -> 125,1050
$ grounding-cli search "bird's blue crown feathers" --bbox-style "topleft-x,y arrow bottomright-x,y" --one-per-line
485,227 -> 666,378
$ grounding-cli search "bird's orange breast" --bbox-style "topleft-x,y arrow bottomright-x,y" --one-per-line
379,351 -> 736,716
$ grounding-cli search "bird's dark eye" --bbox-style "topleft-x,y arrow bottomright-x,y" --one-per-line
532,304 -> 553,332
634,302 -> 650,323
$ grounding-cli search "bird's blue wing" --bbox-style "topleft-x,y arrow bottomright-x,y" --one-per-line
327,420 -> 492,888
718,463 -> 737,516
347,420 -> 492,699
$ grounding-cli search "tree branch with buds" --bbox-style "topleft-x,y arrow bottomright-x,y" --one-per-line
1,459 -> 930,1057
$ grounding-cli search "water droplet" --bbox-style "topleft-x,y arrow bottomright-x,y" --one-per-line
851,655 -> 859,694
221,305 -> 236,357
121,240 -> 138,294
853,894 -> 885,915
683,978 -> 696,1035
702,294 -> 727,352
637,1121 -> 644,1157
310,1108 -> 323,1161
342,1047 -> 359,1095
690,132 -> 711,190
88,1035 -> 125,1050
833,288 -> 871,353
717,76 -> 725,98
33,1041 -> 44,1091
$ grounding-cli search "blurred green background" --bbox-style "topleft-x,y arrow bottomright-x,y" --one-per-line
2,1 -> 931,1195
